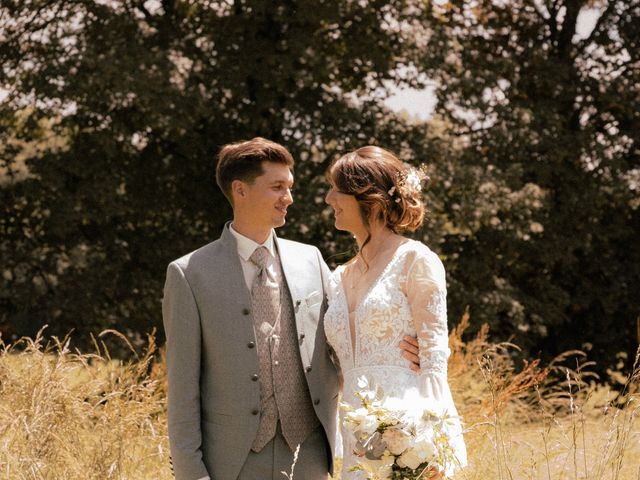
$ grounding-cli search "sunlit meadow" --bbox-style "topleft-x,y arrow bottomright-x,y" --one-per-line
0,314 -> 638,479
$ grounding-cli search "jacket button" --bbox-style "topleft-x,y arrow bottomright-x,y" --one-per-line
313,398 -> 320,405
251,409 -> 259,415
247,341 -> 255,349
242,308 -> 250,315
251,374 -> 259,381
305,366 -> 312,373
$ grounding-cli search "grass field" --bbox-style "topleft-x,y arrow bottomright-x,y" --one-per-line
0,316 -> 638,479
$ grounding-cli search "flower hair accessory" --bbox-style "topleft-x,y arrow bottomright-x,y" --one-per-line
388,165 -> 429,202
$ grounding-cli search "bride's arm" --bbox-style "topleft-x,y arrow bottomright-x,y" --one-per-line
404,251 -> 451,399
406,250 -> 468,473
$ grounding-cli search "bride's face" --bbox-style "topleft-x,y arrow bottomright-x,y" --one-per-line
325,185 -> 365,233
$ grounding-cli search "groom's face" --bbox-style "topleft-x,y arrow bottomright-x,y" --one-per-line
240,161 -> 294,229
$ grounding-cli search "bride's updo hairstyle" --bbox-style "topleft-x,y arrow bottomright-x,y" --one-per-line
328,146 -> 426,248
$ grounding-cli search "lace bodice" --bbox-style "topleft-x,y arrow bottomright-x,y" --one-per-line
325,240 -> 450,384
324,240 -> 467,477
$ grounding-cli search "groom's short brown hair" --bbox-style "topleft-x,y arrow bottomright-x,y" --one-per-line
216,137 -> 294,204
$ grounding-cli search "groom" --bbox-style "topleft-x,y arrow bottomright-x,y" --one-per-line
162,137 -> 420,480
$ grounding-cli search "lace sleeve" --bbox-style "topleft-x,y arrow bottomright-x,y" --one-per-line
405,250 -> 451,397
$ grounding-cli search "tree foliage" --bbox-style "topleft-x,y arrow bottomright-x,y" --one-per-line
1,0 -> 638,377
0,0 -> 430,345
413,0 -> 640,374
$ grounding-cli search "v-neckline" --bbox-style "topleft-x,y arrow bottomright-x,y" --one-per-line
338,240 -> 413,365
339,239 -> 412,315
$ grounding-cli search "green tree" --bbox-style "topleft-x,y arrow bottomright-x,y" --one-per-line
2,0 -> 637,380
412,0 -> 640,376
0,0 -> 432,347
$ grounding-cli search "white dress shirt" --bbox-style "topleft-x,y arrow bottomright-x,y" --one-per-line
229,224 -> 279,290
195,225 -> 278,480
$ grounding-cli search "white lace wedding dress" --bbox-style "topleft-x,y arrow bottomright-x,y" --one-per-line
324,240 -> 467,478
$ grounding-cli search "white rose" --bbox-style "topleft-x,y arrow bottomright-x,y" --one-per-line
360,413 -> 379,435
415,422 -> 435,441
359,452 -> 394,479
397,448 -> 423,470
350,406 -> 371,422
412,435 -> 437,463
353,407 -> 368,419
382,428 -> 414,455
357,375 -> 370,389
373,452 -> 394,478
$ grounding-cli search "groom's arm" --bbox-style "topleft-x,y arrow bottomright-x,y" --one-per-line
400,336 -> 421,372
315,248 -> 344,389
163,262 -> 211,480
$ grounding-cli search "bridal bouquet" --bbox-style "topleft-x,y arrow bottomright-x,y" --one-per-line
341,376 -> 460,480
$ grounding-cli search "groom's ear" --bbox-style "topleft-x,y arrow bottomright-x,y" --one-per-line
231,179 -> 246,199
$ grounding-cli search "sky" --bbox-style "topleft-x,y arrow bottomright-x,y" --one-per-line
384,7 -> 602,120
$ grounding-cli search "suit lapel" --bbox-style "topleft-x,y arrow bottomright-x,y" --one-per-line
275,234 -> 316,366
275,236 -> 303,307
219,224 -> 257,340
219,224 -> 251,298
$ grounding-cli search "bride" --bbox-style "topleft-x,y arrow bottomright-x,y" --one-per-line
324,146 -> 467,479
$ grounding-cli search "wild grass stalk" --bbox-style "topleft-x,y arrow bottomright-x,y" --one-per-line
0,317 -> 637,479
448,314 -> 640,480
0,327 -> 171,479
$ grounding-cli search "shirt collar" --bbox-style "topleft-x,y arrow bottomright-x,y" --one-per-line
229,224 -> 276,262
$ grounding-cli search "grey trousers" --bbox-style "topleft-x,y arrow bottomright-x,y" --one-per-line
237,424 -> 330,480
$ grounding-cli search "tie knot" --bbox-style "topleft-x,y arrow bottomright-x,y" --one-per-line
250,246 -> 270,269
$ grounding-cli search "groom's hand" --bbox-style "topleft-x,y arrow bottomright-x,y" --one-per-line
400,335 -> 420,373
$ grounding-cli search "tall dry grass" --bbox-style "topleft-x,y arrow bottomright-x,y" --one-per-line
0,329 -> 170,479
0,318 -> 637,479
448,311 -> 640,480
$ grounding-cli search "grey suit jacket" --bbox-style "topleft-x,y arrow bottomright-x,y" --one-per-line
162,225 -> 340,480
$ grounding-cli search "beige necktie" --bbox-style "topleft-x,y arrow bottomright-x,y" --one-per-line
250,247 -> 280,324
249,246 -> 280,450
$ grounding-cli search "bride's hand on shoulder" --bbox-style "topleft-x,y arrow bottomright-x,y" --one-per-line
399,335 -> 420,373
